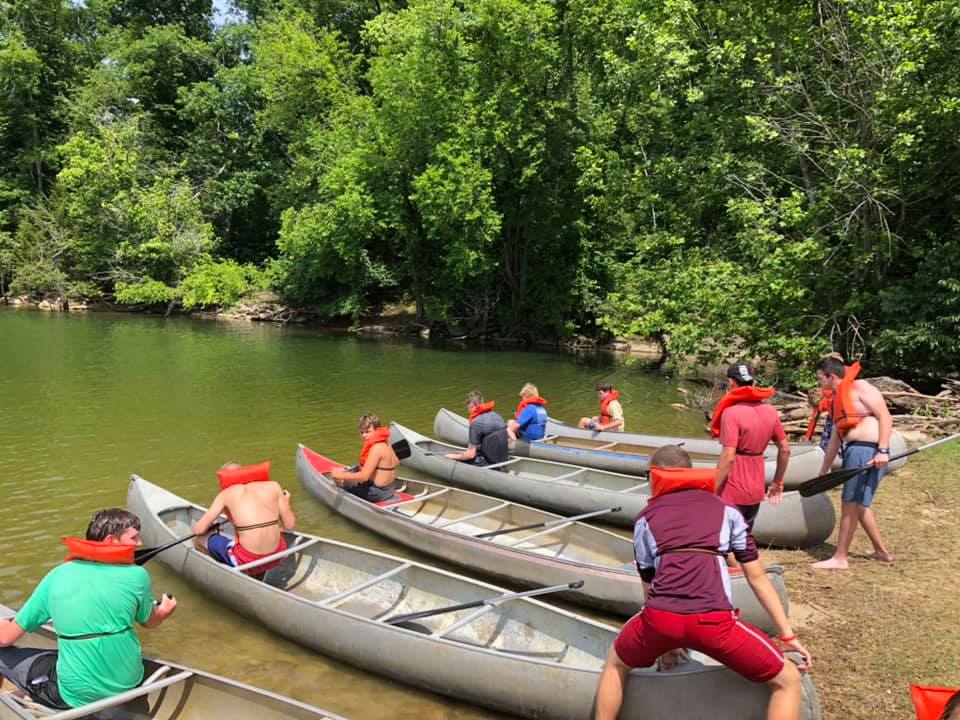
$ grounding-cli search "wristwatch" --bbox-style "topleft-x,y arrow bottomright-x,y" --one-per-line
877,447 -> 890,454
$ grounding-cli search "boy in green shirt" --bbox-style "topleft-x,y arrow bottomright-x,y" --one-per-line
0,509 -> 177,709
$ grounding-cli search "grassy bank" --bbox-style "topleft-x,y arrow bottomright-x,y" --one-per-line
765,443 -> 960,719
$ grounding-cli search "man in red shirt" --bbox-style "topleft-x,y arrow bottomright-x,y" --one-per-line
712,363 -> 790,545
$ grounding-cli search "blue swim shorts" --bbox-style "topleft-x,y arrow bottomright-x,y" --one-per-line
206,533 -> 237,567
840,441 -> 887,508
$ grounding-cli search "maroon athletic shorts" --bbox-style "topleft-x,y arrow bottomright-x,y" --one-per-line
613,606 -> 784,683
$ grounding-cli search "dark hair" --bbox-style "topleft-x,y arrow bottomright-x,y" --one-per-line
815,356 -> 846,378
358,413 -> 381,431
466,390 -> 485,406
941,690 -> 960,720
595,382 -> 614,393
650,445 -> 692,469
86,509 -> 141,541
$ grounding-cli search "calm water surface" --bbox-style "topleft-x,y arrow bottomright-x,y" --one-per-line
0,308 -> 707,718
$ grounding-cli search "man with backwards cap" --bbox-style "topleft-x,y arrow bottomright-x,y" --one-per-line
710,362 -> 790,545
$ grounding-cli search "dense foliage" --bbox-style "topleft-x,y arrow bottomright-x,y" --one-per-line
2,0 -> 959,379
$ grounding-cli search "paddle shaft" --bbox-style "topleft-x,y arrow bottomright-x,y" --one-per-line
384,580 -> 585,625
799,432 -> 960,497
134,521 -> 223,565
474,507 -> 622,539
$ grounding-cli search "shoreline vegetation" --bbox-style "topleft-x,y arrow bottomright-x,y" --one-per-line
3,1 -> 960,388
7,295 -> 958,443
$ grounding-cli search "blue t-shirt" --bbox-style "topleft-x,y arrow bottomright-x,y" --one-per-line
517,404 -> 548,441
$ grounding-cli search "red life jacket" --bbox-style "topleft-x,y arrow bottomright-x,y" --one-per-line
515,396 -> 548,419
63,537 -> 137,564
829,361 -> 866,438
805,389 -> 834,440
709,386 -> 775,438
359,426 -> 392,466
468,401 -> 496,423
910,684 -> 958,720
649,467 -> 717,500
217,461 -> 272,490
599,390 -> 620,423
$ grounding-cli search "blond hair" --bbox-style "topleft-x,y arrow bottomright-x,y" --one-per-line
519,383 -> 539,398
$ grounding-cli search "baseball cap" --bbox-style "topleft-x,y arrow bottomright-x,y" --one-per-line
726,362 -> 756,384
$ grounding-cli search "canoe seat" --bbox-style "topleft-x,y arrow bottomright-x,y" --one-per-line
376,491 -> 416,507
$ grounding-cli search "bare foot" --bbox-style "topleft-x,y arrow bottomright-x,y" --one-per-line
811,557 -> 849,571
868,551 -> 894,563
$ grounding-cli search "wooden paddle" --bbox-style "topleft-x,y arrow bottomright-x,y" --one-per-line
474,507 -> 622,539
798,433 -> 960,497
383,581 -> 585,625
134,522 -> 223,565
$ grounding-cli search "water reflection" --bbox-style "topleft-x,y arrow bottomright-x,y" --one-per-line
0,308 -> 707,718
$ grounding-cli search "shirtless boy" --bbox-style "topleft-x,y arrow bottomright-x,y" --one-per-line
811,356 -> 893,570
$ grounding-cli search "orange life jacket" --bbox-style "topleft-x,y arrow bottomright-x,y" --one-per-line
909,684 -> 958,720
599,390 -> 620,423
709,386 -> 775,438
468,401 -> 496,423
649,467 -> 718,499
829,361 -> 866,438
515,396 -> 547,419
359,426 -> 392,466
805,389 -> 834,440
217,461 -> 272,490
63,537 -> 137,564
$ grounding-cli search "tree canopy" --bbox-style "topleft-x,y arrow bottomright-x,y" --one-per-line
2,0 -> 959,381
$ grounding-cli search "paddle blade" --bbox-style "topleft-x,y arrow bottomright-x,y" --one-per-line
391,439 -> 412,461
798,465 -> 867,497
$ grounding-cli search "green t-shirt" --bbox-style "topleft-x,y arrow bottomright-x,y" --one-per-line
15,560 -> 154,708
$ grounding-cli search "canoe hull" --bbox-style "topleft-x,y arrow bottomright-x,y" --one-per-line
395,423 -> 836,548
0,607 -> 341,720
127,477 -> 821,720
435,409 -> 825,488
295,444 -> 790,631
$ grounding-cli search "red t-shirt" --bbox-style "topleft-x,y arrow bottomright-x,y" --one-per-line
718,402 -> 785,505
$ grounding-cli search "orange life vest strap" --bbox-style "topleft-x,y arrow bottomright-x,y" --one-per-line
709,386 -> 775,438
649,467 -> 717,499
599,390 -> 620,423
468,401 -> 496,423
359,427 -> 392,467
515,396 -> 547,419
805,389 -> 834,440
218,461 -> 272,490
830,362 -> 870,438
63,537 -> 136,564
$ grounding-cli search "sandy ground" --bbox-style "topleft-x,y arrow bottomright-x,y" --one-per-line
762,442 -> 960,719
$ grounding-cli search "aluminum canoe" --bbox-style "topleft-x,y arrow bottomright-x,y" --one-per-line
0,605 -> 342,720
295,444 -> 789,631
434,408 -> 825,488
127,476 -> 821,720
392,423 -> 836,548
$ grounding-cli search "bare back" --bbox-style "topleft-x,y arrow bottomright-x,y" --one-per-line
367,443 -> 399,488
222,481 -> 285,554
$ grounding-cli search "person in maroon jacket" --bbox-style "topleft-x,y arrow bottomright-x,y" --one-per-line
594,445 -> 812,720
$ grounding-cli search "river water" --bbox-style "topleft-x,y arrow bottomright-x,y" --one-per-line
0,308 -> 707,718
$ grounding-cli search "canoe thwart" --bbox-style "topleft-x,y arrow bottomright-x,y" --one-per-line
434,503 -> 510,528
232,537 -> 321,573
319,563 -> 413,608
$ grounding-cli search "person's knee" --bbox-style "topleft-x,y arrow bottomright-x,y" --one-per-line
192,535 -> 207,552
766,658 -> 801,693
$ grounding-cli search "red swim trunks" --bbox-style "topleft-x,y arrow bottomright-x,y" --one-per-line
613,606 -> 784,682
229,536 -> 287,574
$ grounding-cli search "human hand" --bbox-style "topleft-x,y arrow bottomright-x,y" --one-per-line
587,419 -> 598,431
766,483 -> 784,505
444,453 -> 458,460
781,636 -> 812,671
871,451 -> 890,469
656,648 -> 689,671
156,593 -> 178,619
